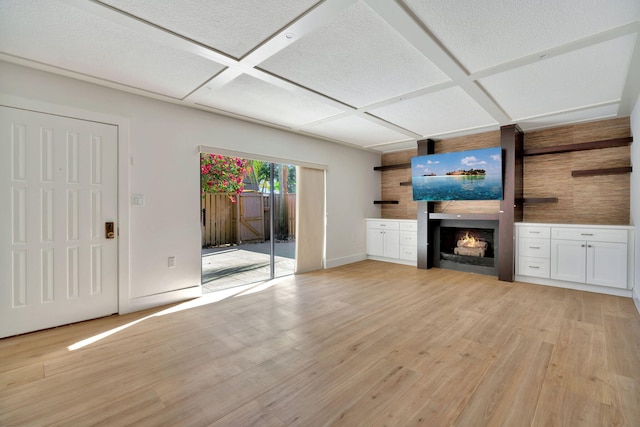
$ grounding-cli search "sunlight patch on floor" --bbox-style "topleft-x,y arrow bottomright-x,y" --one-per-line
66,279 -> 286,351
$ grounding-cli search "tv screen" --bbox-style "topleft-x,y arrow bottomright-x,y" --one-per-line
411,146 -> 503,201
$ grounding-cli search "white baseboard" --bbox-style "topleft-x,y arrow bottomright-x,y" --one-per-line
515,275 -> 633,298
366,255 -> 417,267
325,253 -> 367,269
633,286 -> 640,315
120,286 -> 202,314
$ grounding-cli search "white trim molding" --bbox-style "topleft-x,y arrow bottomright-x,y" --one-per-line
0,93 -> 133,316
199,145 -> 328,171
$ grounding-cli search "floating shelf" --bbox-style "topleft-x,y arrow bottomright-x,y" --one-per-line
429,213 -> 500,221
523,136 -> 633,156
523,197 -> 558,204
374,200 -> 399,205
571,166 -> 632,177
373,163 -> 411,171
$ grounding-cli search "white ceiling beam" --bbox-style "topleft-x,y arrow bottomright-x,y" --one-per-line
183,0 -> 359,112
364,0 -> 512,124
514,100 -> 621,122
64,0 -> 237,67
240,0 -> 359,67
470,21 -> 640,81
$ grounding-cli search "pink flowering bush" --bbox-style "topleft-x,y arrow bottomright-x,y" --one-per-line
200,154 -> 251,202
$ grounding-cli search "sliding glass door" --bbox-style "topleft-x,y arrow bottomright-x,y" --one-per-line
200,154 -> 296,292
270,163 -> 296,279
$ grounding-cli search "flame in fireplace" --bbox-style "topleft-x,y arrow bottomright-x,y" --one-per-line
461,231 -> 480,247
459,231 -> 488,249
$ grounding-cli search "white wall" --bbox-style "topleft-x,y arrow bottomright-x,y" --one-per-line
0,61 -> 381,311
630,93 -> 640,314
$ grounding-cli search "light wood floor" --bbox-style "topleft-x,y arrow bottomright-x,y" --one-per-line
1,261 -> 639,426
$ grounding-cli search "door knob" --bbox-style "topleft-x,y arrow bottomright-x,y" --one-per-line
105,222 -> 115,239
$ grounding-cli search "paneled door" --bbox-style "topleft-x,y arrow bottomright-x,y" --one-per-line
0,106 -> 118,338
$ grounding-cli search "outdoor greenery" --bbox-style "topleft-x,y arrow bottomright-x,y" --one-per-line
200,154 -> 250,202
200,154 -> 296,203
248,160 -> 296,193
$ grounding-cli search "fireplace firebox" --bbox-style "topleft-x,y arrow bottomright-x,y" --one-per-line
432,219 -> 499,276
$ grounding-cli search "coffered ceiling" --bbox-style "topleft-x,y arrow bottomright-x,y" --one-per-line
1,0 -> 639,152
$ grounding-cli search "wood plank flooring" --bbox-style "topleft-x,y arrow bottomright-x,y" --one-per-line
1,261 -> 639,426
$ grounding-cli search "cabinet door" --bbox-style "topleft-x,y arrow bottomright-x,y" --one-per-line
586,241 -> 628,288
383,229 -> 400,259
551,239 -> 586,283
366,229 -> 384,257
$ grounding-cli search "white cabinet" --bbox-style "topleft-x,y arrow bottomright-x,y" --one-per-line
517,225 -> 551,278
550,239 -> 586,282
367,226 -> 399,258
366,219 -> 416,265
586,241 -> 628,287
516,223 -> 633,294
399,221 -> 417,262
550,227 -> 628,289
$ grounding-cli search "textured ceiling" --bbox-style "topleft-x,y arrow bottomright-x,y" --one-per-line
1,0 -> 639,152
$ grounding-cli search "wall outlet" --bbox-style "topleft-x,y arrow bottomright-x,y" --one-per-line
168,257 -> 176,268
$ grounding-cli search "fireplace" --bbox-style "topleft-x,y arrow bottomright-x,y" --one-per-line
432,219 -> 499,276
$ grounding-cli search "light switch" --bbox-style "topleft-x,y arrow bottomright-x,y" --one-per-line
168,257 -> 176,268
132,194 -> 145,207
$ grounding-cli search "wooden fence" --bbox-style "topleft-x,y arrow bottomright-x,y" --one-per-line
201,192 -> 296,247
201,193 -> 236,247
264,193 -> 296,241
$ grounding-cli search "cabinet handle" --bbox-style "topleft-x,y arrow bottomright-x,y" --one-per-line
587,244 -> 593,248
529,246 -> 540,249
581,244 -> 586,247
580,233 -> 593,236
529,231 -> 540,234
529,265 -> 540,269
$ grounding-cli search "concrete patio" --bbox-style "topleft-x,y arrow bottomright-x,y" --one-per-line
201,241 -> 295,293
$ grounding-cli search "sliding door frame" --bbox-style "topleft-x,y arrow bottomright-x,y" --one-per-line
199,146 -> 327,279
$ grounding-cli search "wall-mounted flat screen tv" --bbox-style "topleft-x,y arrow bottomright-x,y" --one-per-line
411,146 -> 503,201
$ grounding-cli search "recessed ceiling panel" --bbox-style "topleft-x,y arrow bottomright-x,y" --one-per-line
369,87 -> 498,137
0,0 -> 225,99
518,105 -> 620,131
197,74 -> 344,128
260,1 -> 449,107
301,116 -> 412,147
98,0 -> 319,59
405,0 -> 640,72
479,35 -> 637,120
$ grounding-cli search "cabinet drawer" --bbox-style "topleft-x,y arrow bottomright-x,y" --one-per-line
551,227 -> 627,243
400,231 -> 417,245
518,257 -> 550,278
367,220 -> 400,231
400,221 -> 417,231
518,226 -> 550,239
399,245 -> 417,261
518,238 -> 550,258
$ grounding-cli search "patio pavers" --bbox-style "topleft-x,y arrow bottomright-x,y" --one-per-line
201,241 -> 295,293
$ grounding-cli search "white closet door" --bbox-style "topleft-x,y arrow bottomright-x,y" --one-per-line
0,106 -> 118,338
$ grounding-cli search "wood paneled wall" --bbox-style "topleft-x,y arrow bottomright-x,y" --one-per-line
523,117 -> 631,225
380,117 -> 632,225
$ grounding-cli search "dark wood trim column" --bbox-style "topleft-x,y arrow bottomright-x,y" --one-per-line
498,125 -> 523,281
417,138 -> 435,269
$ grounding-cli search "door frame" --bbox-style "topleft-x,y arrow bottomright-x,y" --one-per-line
198,146 -> 328,280
1,94 -> 132,314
